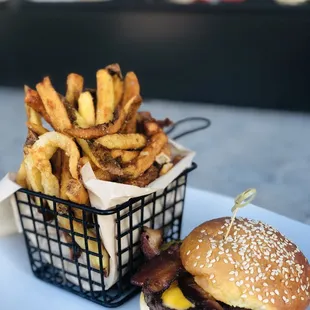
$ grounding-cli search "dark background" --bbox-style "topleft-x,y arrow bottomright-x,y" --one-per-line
1,1 -> 310,111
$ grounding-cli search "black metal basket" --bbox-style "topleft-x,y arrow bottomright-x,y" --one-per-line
14,163 -> 197,308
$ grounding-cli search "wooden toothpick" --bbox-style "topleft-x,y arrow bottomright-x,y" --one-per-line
224,188 -> 257,240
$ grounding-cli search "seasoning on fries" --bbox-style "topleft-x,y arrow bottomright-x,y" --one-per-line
18,63 -> 182,276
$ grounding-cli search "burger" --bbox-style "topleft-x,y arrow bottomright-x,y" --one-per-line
131,217 -> 310,310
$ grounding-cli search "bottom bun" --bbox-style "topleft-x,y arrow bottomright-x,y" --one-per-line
140,292 -> 150,310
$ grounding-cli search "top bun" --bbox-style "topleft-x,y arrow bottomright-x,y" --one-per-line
180,217 -> 310,310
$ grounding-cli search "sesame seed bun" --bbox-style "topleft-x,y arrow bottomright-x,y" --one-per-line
180,217 -> 310,310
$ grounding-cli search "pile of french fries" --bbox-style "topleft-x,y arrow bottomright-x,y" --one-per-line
15,63 -> 181,276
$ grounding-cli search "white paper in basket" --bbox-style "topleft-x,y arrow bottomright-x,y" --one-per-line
82,139 -> 195,289
0,139 -> 195,290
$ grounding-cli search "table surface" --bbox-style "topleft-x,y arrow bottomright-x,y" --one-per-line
1,187 -> 310,310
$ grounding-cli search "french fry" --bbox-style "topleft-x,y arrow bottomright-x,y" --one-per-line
106,63 -> 124,108
66,179 -> 89,205
24,86 -> 52,125
78,92 -> 95,127
121,72 -> 141,133
16,161 -> 28,188
57,216 -> 109,273
31,132 -> 80,180
26,122 -> 49,136
111,150 -> 139,163
59,94 -> 89,128
121,73 -> 140,133
125,165 -> 159,187
65,95 -> 142,139
36,77 -> 72,132
76,138 -> 101,169
66,179 -> 89,219
25,97 -> 42,125
113,74 -> 123,108
24,150 -> 59,199
89,142 -> 123,176
96,133 -> 146,150
159,163 -> 173,176
124,132 -> 168,179
137,111 -> 173,132
122,72 -> 140,107
60,153 -> 71,201
65,73 -> 84,107
143,121 -> 161,136
96,69 -> 114,125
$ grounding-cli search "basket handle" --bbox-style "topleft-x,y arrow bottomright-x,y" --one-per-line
165,117 -> 211,141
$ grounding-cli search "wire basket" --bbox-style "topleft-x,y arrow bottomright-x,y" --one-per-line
14,163 -> 197,308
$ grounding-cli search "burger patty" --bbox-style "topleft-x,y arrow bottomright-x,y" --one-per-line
178,273 -> 250,310
143,290 -> 249,310
142,272 -> 250,310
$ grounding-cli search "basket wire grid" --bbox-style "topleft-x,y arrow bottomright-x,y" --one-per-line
15,163 -> 197,308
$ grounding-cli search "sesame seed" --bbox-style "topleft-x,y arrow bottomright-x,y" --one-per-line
258,295 -> 263,301
209,274 -> 215,279
249,291 -> 254,296
292,296 -> 296,300
186,250 -> 191,256
207,264 -> 213,268
229,278 -> 235,282
263,283 -> 268,287
196,256 -> 201,259
200,229 -> 205,233
196,245 -> 200,250
275,290 -> 279,295
271,298 -> 275,304
241,294 -> 247,298
263,299 -> 268,304
199,264 -> 204,268
301,297 -> 305,301
198,239 -> 202,243
193,262 -> 197,267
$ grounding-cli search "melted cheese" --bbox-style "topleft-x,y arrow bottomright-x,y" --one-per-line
161,282 -> 194,310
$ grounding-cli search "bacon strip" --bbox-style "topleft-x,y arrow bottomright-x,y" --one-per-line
131,244 -> 183,294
